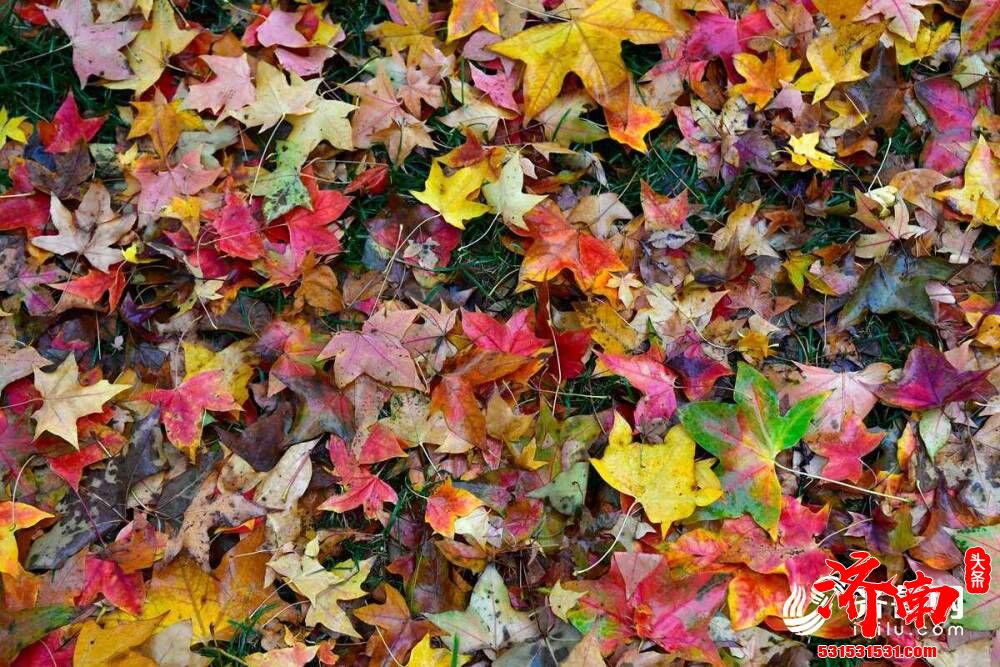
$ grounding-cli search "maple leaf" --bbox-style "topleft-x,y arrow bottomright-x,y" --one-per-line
318,308 -> 424,390
425,478 -> 484,538
665,333 -> 733,400
512,199 -> 626,293
42,0 -> 141,84
857,0 -> 934,42
208,192 -> 265,260
0,337 -> 46,394
875,341 -> 997,410
128,90 -> 204,158
591,414 -> 721,536
961,0 -> 1000,52
482,156 -> 545,229
679,363 -> 826,536
277,165 -> 352,257
105,0 -> 196,93
255,8 -> 309,47
317,436 -> 398,520
568,554 -> 730,664
794,23 -> 882,101
77,556 -> 144,614
32,182 -> 135,272
713,199 -> 777,258
838,252 -> 952,327
597,349 -> 678,424
37,93 -> 105,153
133,149 -> 222,223
287,97 -> 356,155
0,107 -> 27,149
32,354 -> 130,448
447,0 -> 499,41
140,528 -> 271,643
0,501 -> 53,579
731,48 -> 801,110
787,133 -> 841,172
934,136 -> 1000,228
268,540 -> 375,636
374,0 -> 439,65
184,54 -> 256,116
462,308 -> 547,357
805,414 -> 882,482
246,644 -> 318,667
73,616 -> 162,667
232,61 -> 320,130
784,362 -> 890,433
426,564 -> 539,654
405,633 -> 469,667
143,369 -> 241,459
490,0 -> 675,148
410,160 -> 492,229
355,585 -> 440,667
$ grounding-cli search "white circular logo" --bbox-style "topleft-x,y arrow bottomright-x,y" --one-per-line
781,575 -> 866,636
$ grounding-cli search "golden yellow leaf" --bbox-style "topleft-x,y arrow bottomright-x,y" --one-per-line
794,23 -> 881,101
129,90 -> 204,157
410,160 -> 492,229
447,0 -> 500,42
137,530 -> 270,643
788,132 -> 842,172
74,616 -> 162,667
105,0 -> 196,93
934,136 -> 1000,227
405,633 -> 469,667
591,413 -> 721,536
0,107 -> 28,149
731,48 -> 801,110
489,0 -> 675,147
374,0 -> 438,65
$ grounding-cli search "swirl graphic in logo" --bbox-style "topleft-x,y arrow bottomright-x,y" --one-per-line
781,575 -> 866,636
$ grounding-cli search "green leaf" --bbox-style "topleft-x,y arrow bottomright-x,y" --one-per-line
254,140 -> 311,222
0,605 -> 76,664
679,363 -> 826,537
838,252 -> 952,327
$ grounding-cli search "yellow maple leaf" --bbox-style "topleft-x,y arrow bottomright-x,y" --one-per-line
0,502 -> 53,579
128,90 -> 204,158
794,23 -> 882,101
233,61 -> 320,130
935,136 -> 1000,227
490,0 -> 675,147
482,156 -> 545,229
731,48 -> 801,110
591,413 -> 721,536
895,21 -> 952,64
374,0 -> 438,65
105,0 -> 196,93
32,355 -> 130,448
406,634 -> 470,667
268,539 -> 374,636
447,0 -> 500,42
74,616 -> 161,667
788,132 -> 842,173
410,160 -> 492,229
134,530 -> 271,643
0,107 -> 27,149
287,97 -> 356,155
